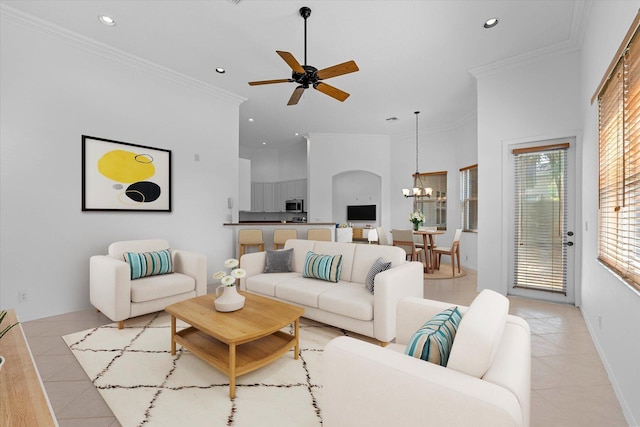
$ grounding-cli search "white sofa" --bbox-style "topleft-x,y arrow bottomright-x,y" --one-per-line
90,239 -> 207,329
239,239 -> 424,343
323,290 -> 531,427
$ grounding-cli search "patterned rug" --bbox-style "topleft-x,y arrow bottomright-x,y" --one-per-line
63,311 -> 371,427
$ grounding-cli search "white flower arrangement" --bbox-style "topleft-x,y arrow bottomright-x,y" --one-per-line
409,211 -> 425,226
212,258 -> 246,287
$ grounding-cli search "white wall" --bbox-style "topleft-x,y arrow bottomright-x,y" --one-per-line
240,142 -> 307,182
579,1 -> 640,423
307,133 -> 391,227
332,171 -> 381,226
475,50 -> 582,295
389,116 -> 478,270
0,10 -> 243,321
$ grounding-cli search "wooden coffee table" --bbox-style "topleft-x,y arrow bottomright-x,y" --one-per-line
165,291 -> 304,398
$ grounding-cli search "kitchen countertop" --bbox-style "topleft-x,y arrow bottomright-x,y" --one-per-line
224,222 -> 336,226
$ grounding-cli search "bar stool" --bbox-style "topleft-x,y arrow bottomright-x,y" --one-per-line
238,229 -> 264,259
307,228 -> 332,241
273,229 -> 297,249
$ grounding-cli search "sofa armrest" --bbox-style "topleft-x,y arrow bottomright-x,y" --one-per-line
372,261 -> 424,343
323,336 -> 523,427
239,251 -> 267,290
172,249 -> 207,296
89,255 -> 132,323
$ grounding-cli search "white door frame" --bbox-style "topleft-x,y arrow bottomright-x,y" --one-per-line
501,134 -> 582,306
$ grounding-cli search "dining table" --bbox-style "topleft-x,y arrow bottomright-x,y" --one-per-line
413,229 -> 445,274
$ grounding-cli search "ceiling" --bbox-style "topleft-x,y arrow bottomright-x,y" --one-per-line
2,0 -> 585,150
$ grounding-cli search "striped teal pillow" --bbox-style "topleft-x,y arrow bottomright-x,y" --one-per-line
405,307 -> 461,366
123,249 -> 173,280
302,251 -> 342,283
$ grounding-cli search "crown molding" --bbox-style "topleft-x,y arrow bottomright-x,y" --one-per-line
469,1 -> 589,79
0,4 -> 246,106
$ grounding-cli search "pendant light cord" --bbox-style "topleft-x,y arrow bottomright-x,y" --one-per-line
415,111 -> 420,174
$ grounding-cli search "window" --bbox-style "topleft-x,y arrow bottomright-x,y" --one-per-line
460,164 -> 478,232
594,12 -> 640,291
414,171 -> 447,229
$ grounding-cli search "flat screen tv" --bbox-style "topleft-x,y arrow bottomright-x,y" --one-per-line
347,204 -> 376,221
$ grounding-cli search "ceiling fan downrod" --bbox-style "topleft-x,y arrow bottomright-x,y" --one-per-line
300,7 -> 311,66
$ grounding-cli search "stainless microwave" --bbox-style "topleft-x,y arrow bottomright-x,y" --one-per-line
286,199 -> 303,212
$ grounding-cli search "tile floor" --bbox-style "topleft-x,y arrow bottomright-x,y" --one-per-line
22,269 -> 629,426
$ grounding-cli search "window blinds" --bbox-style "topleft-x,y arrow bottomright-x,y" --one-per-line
598,26 -> 640,291
513,146 -> 568,294
460,165 -> 478,231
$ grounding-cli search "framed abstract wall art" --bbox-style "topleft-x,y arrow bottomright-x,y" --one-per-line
82,135 -> 172,212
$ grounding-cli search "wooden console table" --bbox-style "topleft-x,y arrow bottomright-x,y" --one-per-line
0,309 -> 57,426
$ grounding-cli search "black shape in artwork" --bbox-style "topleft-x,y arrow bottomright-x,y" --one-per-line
126,181 -> 161,203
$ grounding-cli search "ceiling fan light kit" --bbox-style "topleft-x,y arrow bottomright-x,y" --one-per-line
248,6 -> 359,105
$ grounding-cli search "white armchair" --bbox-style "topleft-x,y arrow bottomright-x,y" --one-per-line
323,290 -> 531,427
90,239 -> 207,329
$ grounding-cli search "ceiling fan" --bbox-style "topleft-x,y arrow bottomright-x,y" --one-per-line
248,6 -> 359,106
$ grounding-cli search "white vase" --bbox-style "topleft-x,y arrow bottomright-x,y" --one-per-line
214,285 -> 245,312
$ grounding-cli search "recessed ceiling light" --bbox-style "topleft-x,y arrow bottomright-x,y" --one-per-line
248,118 -> 254,122
98,15 -> 116,26
215,67 -> 226,74
484,18 -> 499,29
262,142 -> 267,145
295,133 -> 300,136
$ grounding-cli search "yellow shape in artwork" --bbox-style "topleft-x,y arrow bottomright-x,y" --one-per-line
97,150 -> 155,183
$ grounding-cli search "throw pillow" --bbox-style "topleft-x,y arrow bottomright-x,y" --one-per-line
365,257 -> 392,294
404,307 -> 462,366
264,248 -> 293,273
302,251 -> 342,283
123,248 -> 173,280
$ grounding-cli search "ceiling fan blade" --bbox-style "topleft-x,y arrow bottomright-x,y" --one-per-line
276,51 -> 305,74
248,79 -> 292,86
314,82 -> 350,102
287,86 -> 305,106
316,60 -> 359,80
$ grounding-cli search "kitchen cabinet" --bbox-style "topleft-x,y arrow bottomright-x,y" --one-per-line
263,182 -> 274,212
251,182 -> 264,212
251,179 -> 307,213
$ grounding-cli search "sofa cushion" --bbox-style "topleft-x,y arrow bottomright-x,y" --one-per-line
312,241 -> 357,282
350,244 -> 406,284
365,257 -> 392,294
275,276 -> 337,308
264,248 -> 293,273
130,272 -> 194,302
447,289 -> 509,378
245,272 -> 300,296
124,249 -> 173,280
284,239 -> 317,273
303,251 -> 343,283
404,307 -> 461,366
318,283 -> 374,321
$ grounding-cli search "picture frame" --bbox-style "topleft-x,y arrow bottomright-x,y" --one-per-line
82,135 -> 172,212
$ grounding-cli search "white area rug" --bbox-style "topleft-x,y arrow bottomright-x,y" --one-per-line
63,311 -> 371,427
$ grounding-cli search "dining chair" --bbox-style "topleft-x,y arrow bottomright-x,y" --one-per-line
307,228 -> 332,241
376,227 -> 390,245
273,229 -> 297,249
391,229 -> 425,264
432,228 -> 463,277
238,229 -> 264,259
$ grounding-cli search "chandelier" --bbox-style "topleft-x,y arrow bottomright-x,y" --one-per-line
402,111 -> 433,198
